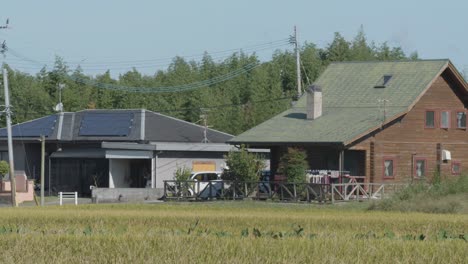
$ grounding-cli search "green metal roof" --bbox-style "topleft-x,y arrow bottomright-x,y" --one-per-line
230,60 -> 449,145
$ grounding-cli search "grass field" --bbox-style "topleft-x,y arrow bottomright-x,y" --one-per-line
0,202 -> 466,263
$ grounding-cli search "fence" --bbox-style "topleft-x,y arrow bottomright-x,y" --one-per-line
163,180 -> 406,203
330,182 -> 406,203
58,191 -> 78,205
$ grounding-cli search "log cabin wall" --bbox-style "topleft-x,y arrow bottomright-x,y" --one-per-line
350,69 -> 468,183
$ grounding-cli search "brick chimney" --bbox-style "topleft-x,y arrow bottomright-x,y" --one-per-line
307,84 -> 322,120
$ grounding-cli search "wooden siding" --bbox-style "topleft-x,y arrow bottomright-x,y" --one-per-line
350,69 -> 468,183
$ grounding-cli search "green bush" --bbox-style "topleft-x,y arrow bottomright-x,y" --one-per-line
0,161 -> 9,179
173,166 -> 192,182
223,145 -> 265,182
278,148 -> 308,183
369,175 -> 468,213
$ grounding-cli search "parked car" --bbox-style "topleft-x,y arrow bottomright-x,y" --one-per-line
188,171 -> 223,197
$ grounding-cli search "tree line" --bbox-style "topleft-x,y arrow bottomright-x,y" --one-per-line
1,28 -> 416,135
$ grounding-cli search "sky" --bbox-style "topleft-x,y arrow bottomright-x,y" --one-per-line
1,0 -> 467,77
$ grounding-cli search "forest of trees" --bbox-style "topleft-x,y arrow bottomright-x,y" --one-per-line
1,28 -> 417,135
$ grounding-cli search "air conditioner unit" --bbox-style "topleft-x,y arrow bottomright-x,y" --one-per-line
442,150 -> 451,161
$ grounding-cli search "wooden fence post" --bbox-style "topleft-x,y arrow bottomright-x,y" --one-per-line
293,183 -> 297,201
331,185 -> 335,204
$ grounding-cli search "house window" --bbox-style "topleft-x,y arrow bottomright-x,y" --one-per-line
374,74 -> 393,88
456,111 -> 466,129
383,158 -> 395,178
425,110 -> 435,128
451,161 -> 461,175
383,75 -> 392,86
440,111 -> 450,128
0,151 -> 7,161
414,158 -> 427,178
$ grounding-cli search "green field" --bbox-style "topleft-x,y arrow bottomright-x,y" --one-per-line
0,202 -> 466,264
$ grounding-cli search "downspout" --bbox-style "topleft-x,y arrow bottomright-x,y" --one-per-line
140,109 -> 145,141
48,157 -> 51,196
151,153 -> 157,189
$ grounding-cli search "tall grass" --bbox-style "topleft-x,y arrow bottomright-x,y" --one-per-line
369,175 -> 468,213
0,203 -> 466,263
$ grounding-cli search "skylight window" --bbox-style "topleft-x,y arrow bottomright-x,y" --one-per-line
374,74 -> 393,88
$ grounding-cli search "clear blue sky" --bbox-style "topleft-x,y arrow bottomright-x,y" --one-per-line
1,0 -> 467,77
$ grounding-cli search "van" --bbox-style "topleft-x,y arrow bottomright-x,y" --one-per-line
189,171 -> 222,197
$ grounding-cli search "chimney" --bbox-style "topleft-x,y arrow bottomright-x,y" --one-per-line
307,84 -> 322,120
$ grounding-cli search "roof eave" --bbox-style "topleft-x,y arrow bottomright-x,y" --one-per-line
447,61 -> 468,92
228,140 -> 344,147
343,111 -> 406,147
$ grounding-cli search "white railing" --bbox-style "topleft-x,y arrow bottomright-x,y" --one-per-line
163,180 -> 407,203
331,183 -> 406,203
308,175 -> 323,184
59,191 -> 78,205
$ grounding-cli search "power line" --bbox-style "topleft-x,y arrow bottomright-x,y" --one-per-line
3,34 -> 296,93
7,48 -> 263,93
5,42 -> 289,73
5,96 -> 293,119
154,96 -> 292,113
5,38 -> 290,68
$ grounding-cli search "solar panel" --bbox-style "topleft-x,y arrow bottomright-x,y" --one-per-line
79,113 -> 134,137
0,115 -> 57,137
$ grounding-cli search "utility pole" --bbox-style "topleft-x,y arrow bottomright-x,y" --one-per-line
40,135 -> 45,206
1,18 -> 16,207
3,68 -> 17,207
290,26 -> 302,97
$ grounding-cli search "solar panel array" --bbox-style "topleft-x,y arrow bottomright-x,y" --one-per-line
0,115 -> 57,137
78,113 -> 134,137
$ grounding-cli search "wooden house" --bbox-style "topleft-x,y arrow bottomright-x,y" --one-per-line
230,60 -> 468,183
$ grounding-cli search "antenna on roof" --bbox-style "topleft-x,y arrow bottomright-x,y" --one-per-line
53,102 -> 63,112
53,83 -> 65,112
377,99 -> 389,125
200,108 -> 210,144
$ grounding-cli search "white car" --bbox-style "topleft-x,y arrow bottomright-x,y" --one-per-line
189,171 -> 223,197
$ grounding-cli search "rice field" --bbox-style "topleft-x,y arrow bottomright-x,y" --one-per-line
0,202 -> 466,263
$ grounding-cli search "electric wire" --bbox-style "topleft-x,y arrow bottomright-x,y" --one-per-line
7,48 -> 263,93
6,38 -> 290,68
6,42 -> 287,71
4,36 -> 293,93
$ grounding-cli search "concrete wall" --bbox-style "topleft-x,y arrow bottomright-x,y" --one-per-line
91,187 -> 164,203
155,151 -> 226,188
109,159 -> 130,188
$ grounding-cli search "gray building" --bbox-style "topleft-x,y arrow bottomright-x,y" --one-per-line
0,109 -> 256,197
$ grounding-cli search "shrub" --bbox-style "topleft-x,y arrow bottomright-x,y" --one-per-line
0,161 -> 9,179
173,166 -> 192,182
278,148 -> 308,183
369,174 -> 468,213
223,145 -> 265,182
